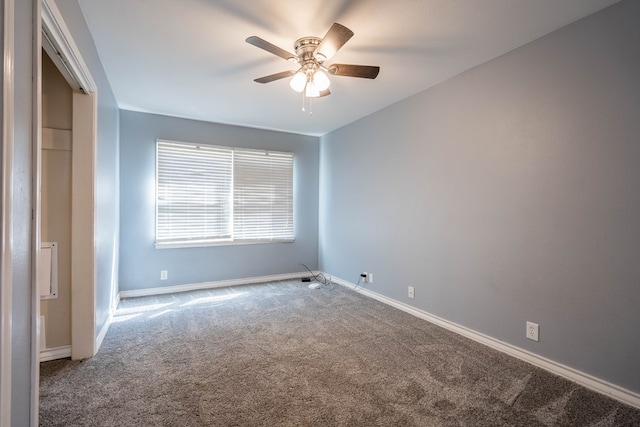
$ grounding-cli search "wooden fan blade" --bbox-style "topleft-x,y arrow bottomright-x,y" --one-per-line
328,64 -> 380,79
254,70 -> 296,84
314,23 -> 354,62
319,89 -> 331,98
246,36 -> 296,61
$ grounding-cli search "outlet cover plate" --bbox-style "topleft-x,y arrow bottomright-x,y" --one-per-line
526,321 -> 539,342
408,286 -> 415,299
160,270 -> 168,280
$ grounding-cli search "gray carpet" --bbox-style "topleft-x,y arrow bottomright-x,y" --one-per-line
40,280 -> 640,426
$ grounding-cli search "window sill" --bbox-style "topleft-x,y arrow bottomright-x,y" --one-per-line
155,239 -> 294,249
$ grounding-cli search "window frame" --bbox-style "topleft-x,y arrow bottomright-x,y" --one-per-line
154,139 -> 294,249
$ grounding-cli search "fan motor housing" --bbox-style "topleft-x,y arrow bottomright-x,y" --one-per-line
294,37 -> 324,65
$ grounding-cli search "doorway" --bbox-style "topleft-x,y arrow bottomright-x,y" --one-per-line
39,48 -> 73,360
38,0 -> 98,360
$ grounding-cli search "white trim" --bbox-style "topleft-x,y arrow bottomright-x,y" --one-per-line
70,91 -> 96,360
31,0 -> 42,424
40,0 -> 96,93
95,314 -> 109,352
93,287 -> 119,353
155,239 -> 295,250
39,345 -> 71,362
94,285 -> 119,354
330,274 -> 640,410
119,271 -> 317,299
0,0 -> 15,424
112,293 -> 120,313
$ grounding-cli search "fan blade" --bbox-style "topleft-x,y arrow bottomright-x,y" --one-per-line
327,64 -> 380,79
254,70 -> 296,84
246,36 -> 296,61
319,89 -> 331,98
314,23 -> 354,61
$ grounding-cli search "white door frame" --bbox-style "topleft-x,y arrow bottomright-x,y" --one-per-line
1,0 -> 15,425
40,0 -> 98,358
70,90 -> 97,359
31,0 -> 42,424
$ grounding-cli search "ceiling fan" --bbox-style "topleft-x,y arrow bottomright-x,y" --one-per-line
246,23 -> 380,107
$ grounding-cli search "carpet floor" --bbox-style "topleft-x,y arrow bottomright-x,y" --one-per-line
40,280 -> 640,426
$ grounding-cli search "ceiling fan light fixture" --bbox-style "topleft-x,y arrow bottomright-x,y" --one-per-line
305,80 -> 320,98
289,71 -> 307,92
314,70 -> 330,91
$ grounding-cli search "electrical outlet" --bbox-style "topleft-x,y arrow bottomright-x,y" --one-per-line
361,272 -> 368,283
526,321 -> 539,342
368,273 -> 373,283
160,270 -> 168,280
408,286 -> 415,299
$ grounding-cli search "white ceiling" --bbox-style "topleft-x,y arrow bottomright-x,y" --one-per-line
77,0 -> 619,136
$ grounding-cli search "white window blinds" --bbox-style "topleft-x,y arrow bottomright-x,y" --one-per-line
156,139 -> 294,248
233,149 -> 294,242
156,141 -> 233,246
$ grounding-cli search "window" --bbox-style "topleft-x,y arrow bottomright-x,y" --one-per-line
156,139 -> 293,248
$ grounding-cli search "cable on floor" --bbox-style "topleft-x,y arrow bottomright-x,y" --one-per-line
300,263 -> 334,290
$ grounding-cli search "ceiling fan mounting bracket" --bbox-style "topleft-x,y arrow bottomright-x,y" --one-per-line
294,37 -> 321,54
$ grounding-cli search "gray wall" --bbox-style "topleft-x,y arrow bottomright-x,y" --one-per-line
119,111 -> 319,291
54,0 -> 120,337
319,0 -> 640,394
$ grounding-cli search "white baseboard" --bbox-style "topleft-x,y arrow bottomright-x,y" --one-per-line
119,271 -> 316,299
330,275 -> 640,410
112,293 -> 120,313
40,345 -> 71,362
95,312 -> 111,354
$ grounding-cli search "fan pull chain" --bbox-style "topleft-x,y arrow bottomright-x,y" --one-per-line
300,85 -> 313,115
302,86 -> 313,116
